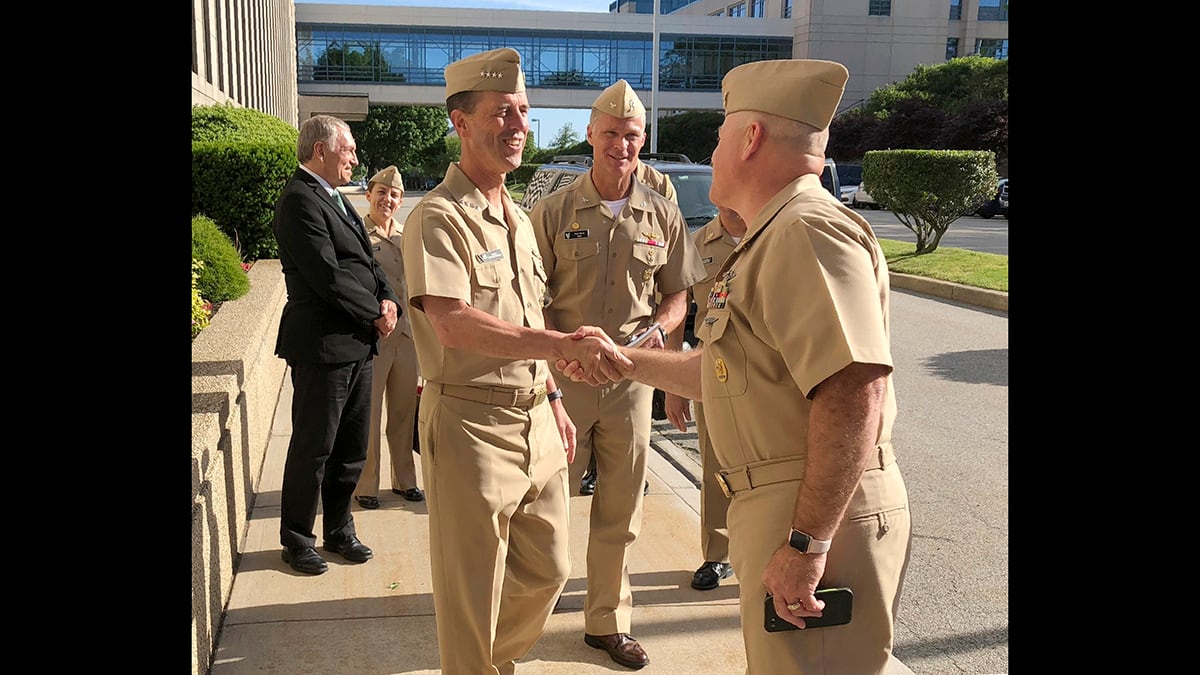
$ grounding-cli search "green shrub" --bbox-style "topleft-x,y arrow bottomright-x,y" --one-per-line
863,149 -> 997,254
192,215 -> 250,303
192,104 -> 299,261
507,163 -> 537,187
192,259 -> 212,339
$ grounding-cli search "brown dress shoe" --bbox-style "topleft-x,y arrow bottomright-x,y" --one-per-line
584,633 -> 649,669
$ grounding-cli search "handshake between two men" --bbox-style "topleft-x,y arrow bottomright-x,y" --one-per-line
558,326 -> 703,402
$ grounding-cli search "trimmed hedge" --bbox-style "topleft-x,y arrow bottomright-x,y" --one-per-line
192,214 -> 250,303
191,104 -> 299,261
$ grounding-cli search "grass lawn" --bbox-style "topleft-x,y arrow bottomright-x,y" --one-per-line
878,239 -> 1007,293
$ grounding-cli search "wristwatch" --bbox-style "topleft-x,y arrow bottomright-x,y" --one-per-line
788,529 -> 832,554
656,325 -> 668,344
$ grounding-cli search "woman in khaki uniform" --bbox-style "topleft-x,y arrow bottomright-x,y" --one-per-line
353,165 -> 424,510
400,48 -> 632,675
558,60 -> 912,675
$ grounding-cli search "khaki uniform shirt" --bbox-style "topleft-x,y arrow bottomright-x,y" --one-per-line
530,168 -> 705,340
366,215 -> 413,340
635,161 -> 677,204
401,162 -> 550,389
688,215 -> 739,346
696,173 -> 897,470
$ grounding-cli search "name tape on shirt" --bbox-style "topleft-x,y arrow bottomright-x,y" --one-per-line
477,249 -> 505,263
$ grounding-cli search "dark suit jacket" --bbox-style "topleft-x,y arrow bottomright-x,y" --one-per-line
273,167 -> 402,364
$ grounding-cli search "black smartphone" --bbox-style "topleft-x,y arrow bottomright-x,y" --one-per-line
764,588 -> 853,632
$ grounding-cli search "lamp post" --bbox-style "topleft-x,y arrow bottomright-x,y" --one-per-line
531,118 -> 541,150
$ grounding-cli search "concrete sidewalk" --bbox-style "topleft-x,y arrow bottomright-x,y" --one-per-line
209,373 -> 914,674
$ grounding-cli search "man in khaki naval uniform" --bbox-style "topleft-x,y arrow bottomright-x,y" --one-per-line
400,48 -> 632,675
529,79 -> 705,669
353,165 -> 425,510
663,207 -> 745,592
559,59 -> 912,674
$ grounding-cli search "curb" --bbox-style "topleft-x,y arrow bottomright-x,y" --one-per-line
889,273 -> 1007,313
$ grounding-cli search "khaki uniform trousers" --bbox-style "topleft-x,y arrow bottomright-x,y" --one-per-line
728,457 -> 911,674
419,385 -> 571,675
355,331 -> 419,499
695,401 -> 730,563
561,376 -> 653,635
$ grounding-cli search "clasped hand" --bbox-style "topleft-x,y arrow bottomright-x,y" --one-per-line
557,326 -> 632,386
556,326 -> 635,386
374,299 -> 399,338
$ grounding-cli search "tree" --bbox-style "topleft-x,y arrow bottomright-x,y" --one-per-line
549,123 -> 582,151
656,111 -> 722,163
869,99 -> 948,151
863,149 -> 997,254
349,105 -> 449,181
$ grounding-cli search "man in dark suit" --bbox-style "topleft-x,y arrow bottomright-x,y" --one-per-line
273,114 -> 401,575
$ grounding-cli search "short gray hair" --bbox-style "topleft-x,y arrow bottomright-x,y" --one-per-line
297,114 -> 350,163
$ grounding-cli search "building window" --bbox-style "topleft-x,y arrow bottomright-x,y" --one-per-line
868,0 -> 891,17
949,0 -> 962,20
750,0 -> 763,17
783,0 -> 792,18
729,2 -> 747,17
946,38 -> 959,60
978,0 -> 1009,22
709,9 -> 724,16
975,38 -> 1008,59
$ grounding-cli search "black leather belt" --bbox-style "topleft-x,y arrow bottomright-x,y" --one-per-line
429,382 -> 548,410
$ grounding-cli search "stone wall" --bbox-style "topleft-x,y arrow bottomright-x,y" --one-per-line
191,260 -> 287,675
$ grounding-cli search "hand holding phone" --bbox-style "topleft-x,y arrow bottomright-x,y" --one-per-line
624,322 -> 661,347
764,588 -> 853,632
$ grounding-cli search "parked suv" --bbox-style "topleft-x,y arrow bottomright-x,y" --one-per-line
975,178 -> 1008,219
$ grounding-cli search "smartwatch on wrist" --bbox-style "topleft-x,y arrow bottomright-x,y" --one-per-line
547,389 -> 564,403
788,528 -> 832,554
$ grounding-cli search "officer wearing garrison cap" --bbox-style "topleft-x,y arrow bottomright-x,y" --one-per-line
529,78 -> 705,669
557,60 -> 913,674
400,48 -> 631,674
353,165 -> 425,512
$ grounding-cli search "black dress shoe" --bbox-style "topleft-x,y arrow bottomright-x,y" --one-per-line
281,546 -> 328,575
691,561 -> 733,590
355,495 -> 380,510
584,632 -> 650,669
579,472 -> 597,496
392,487 -> 425,502
643,480 -> 649,496
323,534 -> 374,563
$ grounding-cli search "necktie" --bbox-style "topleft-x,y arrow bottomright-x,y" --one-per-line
333,190 -> 348,215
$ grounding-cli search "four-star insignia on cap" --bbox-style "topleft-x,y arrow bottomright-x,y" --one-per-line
480,70 -> 504,78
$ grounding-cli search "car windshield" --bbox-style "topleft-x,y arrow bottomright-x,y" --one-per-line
837,163 -> 862,186
670,171 -> 718,231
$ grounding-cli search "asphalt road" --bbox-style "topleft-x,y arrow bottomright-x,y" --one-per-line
854,207 -> 1009,256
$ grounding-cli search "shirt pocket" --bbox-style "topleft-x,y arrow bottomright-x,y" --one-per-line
472,259 -> 514,314
699,310 -> 748,397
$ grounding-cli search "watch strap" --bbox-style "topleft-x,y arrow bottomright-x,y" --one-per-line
788,528 -> 832,554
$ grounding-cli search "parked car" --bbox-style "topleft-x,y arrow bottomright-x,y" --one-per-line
836,163 -> 863,206
851,182 -> 880,209
974,178 -> 1008,219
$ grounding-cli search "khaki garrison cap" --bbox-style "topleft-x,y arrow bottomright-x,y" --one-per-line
369,165 -> 404,191
444,47 -> 526,99
592,79 -> 646,119
721,59 -> 849,131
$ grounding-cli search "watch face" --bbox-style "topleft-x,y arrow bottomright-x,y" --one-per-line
788,530 -> 810,552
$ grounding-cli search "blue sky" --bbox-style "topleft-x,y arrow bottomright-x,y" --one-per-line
297,0 -> 621,145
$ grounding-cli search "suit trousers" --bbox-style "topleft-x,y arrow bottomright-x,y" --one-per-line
355,332 -> 419,498
730,460 -> 911,675
561,377 -> 653,635
695,401 -> 730,563
279,357 -> 372,550
419,385 -> 571,674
